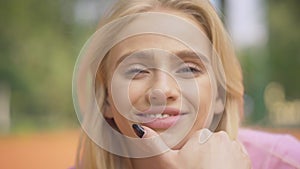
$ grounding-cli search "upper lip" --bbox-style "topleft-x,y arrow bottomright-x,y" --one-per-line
135,106 -> 183,116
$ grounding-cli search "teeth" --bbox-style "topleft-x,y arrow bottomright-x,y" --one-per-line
155,114 -> 163,118
144,114 -> 171,119
150,114 -> 156,118
162,114 -> 169,118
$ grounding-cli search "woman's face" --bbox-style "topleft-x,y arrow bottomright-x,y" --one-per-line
104,13 -> 215,149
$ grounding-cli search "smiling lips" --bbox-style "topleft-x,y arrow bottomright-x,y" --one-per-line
135,107 -> 185,129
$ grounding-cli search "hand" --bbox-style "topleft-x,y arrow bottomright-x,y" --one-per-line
131,125 -> 251,169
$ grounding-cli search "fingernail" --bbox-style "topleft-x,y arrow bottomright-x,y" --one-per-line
199,128 -> 212,144
132,124 -> 145,138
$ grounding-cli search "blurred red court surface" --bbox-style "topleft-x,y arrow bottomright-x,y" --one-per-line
0,128 -> 299,169
0,130 -> 79,169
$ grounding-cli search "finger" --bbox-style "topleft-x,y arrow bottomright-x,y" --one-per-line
235,141 -> 252,168
132,123 -> 146,138
184,130 -> 229,149
181,128 -> 213,151
236,140 -> 249,156
131,124 -> 178,168
132,124 -> 172,156
132,124 -> 159,138
136,125 -> 172,154
141,125 -> 160,138
198,128 -> 213,144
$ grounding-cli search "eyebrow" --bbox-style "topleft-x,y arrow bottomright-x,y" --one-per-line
115,49 -> 209,69
174,50 -> 209,64
115,50 -> 144,67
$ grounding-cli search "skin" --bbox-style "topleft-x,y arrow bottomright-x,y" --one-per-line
101,10 -> 251,169
106,34 -> 213,149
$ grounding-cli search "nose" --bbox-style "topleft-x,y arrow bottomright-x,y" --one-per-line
146,71 -> 179,105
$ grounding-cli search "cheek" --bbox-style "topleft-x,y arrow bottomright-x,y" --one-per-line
107,77 -> 148,137
111,106 -> 136,137
107,92 -> 136,137
179,75 -> 212,111
108,75 -> 132,116
180,75 -> 212,125
109,74 -> 150,113
198,76 -> 213,108
128,80 -> 150,110
195,75 -> 213,128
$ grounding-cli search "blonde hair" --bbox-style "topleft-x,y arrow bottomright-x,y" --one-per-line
76,0 -> 244,168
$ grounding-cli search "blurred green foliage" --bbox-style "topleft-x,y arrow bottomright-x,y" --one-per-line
240,0 -> 300,124
0,0 -> 96,132
0,0 -> 299,132
268,0 -> 300,98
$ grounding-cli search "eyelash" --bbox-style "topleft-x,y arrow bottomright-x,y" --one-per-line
125,66 -> 149,79
126,68 -> 148,74
176,62 -> 202,74
124,62 -> 202,79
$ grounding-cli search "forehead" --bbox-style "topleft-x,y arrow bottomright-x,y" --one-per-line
106,34 -> 211,77
109,34 -> 189,59
104,10 -> 212,69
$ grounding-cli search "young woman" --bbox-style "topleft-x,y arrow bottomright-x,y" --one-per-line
72,0 -> 300,168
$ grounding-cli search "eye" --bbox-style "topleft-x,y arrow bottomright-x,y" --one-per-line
125,65 -> 149,79
176,62 -> 203,77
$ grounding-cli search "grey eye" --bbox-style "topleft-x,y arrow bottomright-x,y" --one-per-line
176,62 -> 202,73
125,65 -> 149,79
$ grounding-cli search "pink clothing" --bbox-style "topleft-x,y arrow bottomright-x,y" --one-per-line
239,129 -> 300,169
71,129 -> 300,169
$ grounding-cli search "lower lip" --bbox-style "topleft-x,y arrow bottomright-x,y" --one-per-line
142,115 -> 182,129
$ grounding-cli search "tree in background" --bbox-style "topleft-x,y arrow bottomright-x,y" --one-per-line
239,0 -> 300,126
0,0 -> 299,132
0,0 -> 89,131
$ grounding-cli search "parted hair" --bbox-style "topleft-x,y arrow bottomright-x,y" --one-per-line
76,0 -> 244,168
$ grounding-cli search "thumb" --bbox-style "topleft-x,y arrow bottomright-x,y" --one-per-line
132,124 -> 170,157
132,124 -> 159,138
198,128 -> 213,144
182,128 -> 213,150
